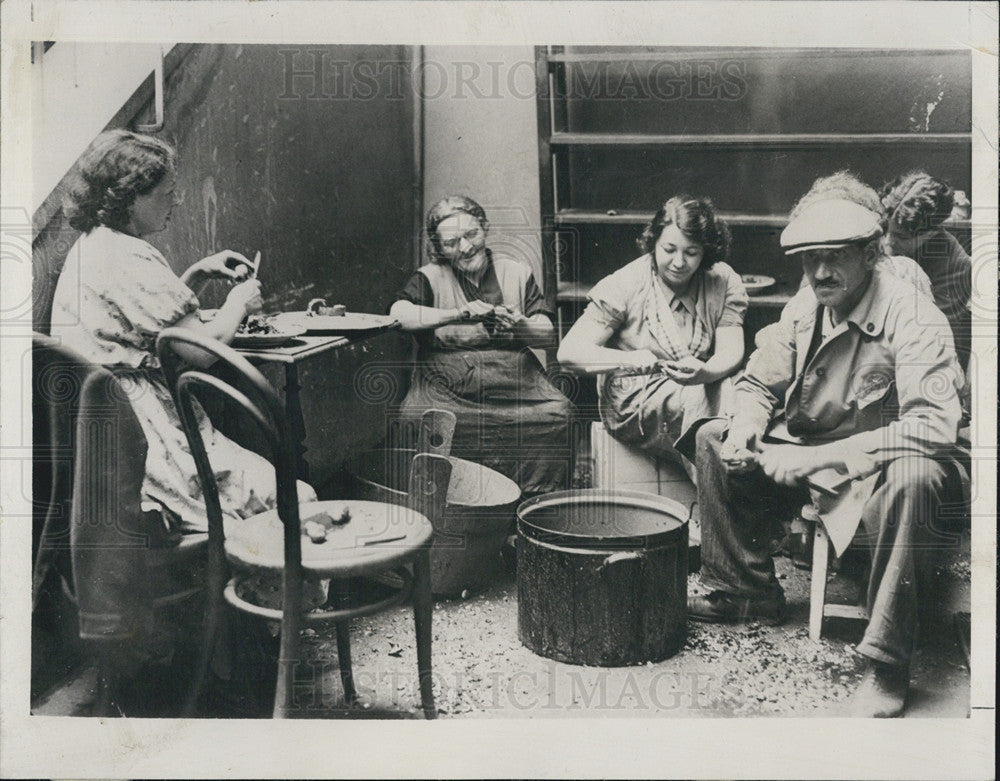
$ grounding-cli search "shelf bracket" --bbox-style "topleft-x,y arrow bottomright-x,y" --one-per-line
135,46 -> 166,133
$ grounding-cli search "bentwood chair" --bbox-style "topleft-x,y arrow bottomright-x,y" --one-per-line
156,328 -> 442,718
31,333 -> 209,717
32,335 -> 93,614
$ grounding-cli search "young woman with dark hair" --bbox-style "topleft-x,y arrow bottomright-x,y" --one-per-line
557,195 -> 748,475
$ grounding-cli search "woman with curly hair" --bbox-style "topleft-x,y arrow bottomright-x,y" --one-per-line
51,129 -> 316,533
881,171 -> 972,373
391,195 -> 574,496
558,195 -> 748,473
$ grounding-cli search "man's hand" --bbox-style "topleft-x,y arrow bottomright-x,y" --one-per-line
663,356 -> 711,386
756,444 -> 840,486
720,426 -> 759,474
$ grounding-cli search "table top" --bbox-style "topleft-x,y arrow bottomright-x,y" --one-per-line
235,334 -> 350,363
234,321 -> 398,364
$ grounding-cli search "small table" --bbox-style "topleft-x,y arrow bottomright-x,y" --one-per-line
235,325 -> 399,480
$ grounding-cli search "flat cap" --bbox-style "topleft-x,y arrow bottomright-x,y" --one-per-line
780,199 -> 882,255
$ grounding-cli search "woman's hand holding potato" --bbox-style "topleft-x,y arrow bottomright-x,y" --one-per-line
227,279 -> 264,316
187,250 -> 254,284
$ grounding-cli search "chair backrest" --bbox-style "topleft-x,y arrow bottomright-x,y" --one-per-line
155,328 -> 304,618
32,334 -> 93,609
416,409 -> 457,457
71,365 -> 167,640
33,333 -> 196,642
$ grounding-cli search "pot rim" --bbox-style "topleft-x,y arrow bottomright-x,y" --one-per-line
346,447 -> 521,508
517,488 -> 691,549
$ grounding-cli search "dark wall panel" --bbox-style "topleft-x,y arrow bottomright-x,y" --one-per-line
153,44 -> 417,315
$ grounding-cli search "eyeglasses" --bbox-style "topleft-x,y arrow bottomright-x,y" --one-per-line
438,227 -> 482,251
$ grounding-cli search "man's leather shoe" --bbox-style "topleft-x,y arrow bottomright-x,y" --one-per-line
851,661 -> 908,718
688,590 -> 786,626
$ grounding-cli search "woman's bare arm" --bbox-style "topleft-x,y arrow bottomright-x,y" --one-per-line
697,326 -> 745,383
557,312 -> 657,375
390,298 -> 495,332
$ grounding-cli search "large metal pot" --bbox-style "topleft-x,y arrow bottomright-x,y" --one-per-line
517,489 -> 689,666
347,447 -> 521,596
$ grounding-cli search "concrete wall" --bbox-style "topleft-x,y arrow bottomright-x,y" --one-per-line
421,46 -> 544,289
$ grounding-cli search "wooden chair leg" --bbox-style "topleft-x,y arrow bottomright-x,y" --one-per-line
809,522 -> 830,641
326,580 -> 356,705
182,554 -> 228,717
274,574 -> 304,719
334,619 -> 357,708
412,549 -> 436,719
94,655 -> 118,718
334,622 -> 356,704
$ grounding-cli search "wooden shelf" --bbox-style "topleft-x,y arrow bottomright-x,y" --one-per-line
557,280 -> 795,309
536,46 -> 972,334
555,281 -> 592,303
550,132 -> 971,148
555,209 -> 788,227
546,48 -> 969,63
554,210 -> 972,231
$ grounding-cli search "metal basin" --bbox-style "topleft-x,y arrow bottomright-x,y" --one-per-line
347,447 -> 521,596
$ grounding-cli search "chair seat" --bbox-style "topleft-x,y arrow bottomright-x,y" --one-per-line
225,568 -> 413,623
224,500 -> 434,578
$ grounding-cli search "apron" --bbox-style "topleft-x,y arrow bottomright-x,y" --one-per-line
399,262 -> 573,495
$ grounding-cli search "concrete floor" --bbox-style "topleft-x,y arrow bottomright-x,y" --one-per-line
32,529 -> 971,720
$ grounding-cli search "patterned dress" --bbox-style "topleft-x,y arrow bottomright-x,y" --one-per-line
583,256 -> 748,471
51,226 -> 316,533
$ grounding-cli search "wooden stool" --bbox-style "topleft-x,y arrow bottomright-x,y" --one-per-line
801,503 -> 867,641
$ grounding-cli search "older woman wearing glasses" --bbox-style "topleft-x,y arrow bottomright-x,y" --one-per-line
390,195 -> 574,496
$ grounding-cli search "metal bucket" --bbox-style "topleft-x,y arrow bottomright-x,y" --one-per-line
517,489 -> 689,666
347,447 -> 521,596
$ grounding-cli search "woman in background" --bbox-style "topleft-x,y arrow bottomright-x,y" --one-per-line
881,171 -> 972,374
391,195 -> 574,496
557,195 -> 747,476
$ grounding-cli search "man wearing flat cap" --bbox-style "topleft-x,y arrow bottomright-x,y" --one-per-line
688,177 -> 967,718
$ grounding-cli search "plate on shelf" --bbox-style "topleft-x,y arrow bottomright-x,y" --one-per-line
741,274 -> 776,295
272,311 -> 397,335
